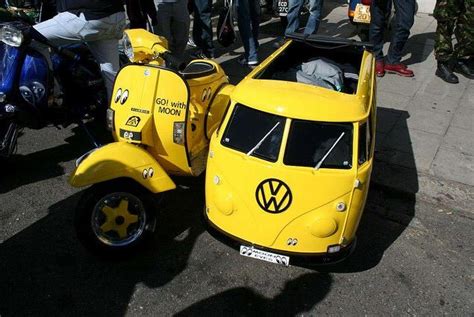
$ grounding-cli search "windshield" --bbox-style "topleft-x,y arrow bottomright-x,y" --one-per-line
284,120 -> 353,169
221,104 -> 285,162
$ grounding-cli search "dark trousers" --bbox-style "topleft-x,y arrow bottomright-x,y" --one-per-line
434,0 -> 473,61
125,0 -> 158,29
192,0 -> 214,55
369,0 -> 415,64
236,0 -> 260,61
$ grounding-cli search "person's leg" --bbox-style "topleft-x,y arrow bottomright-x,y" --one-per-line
303,0 -> 324,35
434,2 -> 456,63
285,0 -> 304,35
369,0 -> 391,62
155,2 -> 173,46
237,0 -> 258,63
385,0 -> 415,65
192,0 -> 214,57
249,0 -> 261,56
34,12 -> 86,46
453,0 -> 474,78
87,39 -> 120,100
171,0 -> 191,57
82,12 -> 126,100
125,0 -> 147,29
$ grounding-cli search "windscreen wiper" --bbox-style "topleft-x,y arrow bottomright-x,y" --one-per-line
315,132 -> 345,170
247,121 -> 281,156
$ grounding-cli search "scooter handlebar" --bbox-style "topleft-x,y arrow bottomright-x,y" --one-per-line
162,52 -> 186,71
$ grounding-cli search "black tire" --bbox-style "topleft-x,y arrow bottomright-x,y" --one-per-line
75,179 -> 157,257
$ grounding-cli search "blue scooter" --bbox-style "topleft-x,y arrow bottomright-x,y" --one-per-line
0,18 -> 106,158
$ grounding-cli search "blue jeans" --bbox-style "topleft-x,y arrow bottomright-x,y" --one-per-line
369,0 -> 415,64
285,0 -> 324,36
192,0 -> 214,56
236,0 -> 260,62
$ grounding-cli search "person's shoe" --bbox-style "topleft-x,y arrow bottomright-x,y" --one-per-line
272,37 -> 287,49
375,60 -> 385,77
237,55 -> 259,66
187,38 -> 197,48
190,49 -> 215,59
384,63 -> 414,77
454,59 -> 474,79
436,62 -> 459,84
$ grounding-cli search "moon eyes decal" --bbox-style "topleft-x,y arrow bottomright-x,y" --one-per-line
114,89 -> 129,104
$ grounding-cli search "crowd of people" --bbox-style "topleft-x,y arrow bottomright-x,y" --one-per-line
2,0 -> 473,94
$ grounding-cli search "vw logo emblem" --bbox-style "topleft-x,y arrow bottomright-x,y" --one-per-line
255,178 -> 292,213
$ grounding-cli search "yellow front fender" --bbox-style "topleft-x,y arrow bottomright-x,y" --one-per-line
69,142 -> 176,193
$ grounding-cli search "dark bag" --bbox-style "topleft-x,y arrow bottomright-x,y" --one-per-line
216,0 -> 235,47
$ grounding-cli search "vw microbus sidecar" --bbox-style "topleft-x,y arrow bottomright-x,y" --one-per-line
69,29 -> 232,254
205,35 -> 376,265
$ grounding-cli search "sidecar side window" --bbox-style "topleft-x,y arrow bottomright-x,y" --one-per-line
221,104 -> 285,162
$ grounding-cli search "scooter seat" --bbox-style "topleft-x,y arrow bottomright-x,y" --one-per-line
180,61 -> 216,79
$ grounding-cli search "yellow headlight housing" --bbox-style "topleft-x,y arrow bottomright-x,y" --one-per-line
122,29 -> 169,63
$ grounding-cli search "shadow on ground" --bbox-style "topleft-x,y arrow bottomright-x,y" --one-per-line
0,123 -> 111,194
0,176 -> 204,316
176,272 -> 332,315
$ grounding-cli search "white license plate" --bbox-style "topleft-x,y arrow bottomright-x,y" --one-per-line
240,245 -> 290,266
277,0 -> 288,16
353,3 -> 371,23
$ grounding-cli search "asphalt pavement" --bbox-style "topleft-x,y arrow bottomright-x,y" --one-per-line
0,1 -> 473,316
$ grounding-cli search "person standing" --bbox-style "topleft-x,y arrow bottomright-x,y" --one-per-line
369,0 -> 415,77
286,0 -> 324,36
125,0 -> 159,32
34,0 -> 126,100
191,0 -> 215,58
434,0 -> 474,83
155,0 -> 190,58
236,0 -> 260,65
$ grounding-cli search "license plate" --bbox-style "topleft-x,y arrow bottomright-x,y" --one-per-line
277,0 -> 288,16
353,3 -> 371,23
240,245 -> 290,266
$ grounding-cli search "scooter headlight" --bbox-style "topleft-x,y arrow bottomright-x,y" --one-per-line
122,33 -> 134,62
106,108 -> 115,131
0,25 -> 24,47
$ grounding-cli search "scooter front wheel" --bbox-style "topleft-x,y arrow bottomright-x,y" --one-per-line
75,179 -> 157,256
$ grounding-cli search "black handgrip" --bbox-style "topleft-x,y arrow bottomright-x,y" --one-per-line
162,52 -> 186,71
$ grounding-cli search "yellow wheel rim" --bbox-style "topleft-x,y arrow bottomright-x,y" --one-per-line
91,192 -> 147,247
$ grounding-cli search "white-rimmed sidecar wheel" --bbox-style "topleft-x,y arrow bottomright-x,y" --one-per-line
75,180 -> 156,256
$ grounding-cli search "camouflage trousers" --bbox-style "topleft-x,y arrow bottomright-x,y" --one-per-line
433,0 -> 474,61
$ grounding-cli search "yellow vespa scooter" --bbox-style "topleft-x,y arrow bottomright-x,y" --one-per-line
69,29 -> 232,254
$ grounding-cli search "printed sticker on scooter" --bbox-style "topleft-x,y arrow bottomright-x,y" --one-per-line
126,116 -> 141,127
119,129 -> 142,141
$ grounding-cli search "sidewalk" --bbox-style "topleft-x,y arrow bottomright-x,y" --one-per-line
208,0 -> 473,206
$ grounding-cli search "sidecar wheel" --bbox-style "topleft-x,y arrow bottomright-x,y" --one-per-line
75,180 -> 156,256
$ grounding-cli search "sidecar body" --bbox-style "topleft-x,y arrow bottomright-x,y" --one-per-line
205,35 -> 376,265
